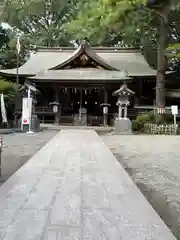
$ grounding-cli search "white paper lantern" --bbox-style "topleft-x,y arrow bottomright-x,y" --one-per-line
53,105 -> 58,113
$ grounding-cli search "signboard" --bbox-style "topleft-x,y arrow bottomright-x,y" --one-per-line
21,97 -> 32,126
171,105 -> 178,115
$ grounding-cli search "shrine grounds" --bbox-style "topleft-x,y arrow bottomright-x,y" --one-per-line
0,130 -> 180,238
102,134 -> 180,238
0,130 -> 58,185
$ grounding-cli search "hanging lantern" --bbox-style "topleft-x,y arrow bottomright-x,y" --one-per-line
85,101 -> 87,105
65,88 -> 67,94
85,89 -> 87,95
75,88 -> 77,94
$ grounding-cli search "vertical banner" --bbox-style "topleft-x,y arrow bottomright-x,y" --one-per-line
16,36 -> 21,54
0,94 -> 7,123
21,97 -> 32,127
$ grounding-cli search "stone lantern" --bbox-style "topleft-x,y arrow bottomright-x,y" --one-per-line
112,83 -> 135,134
49,101 -> 60,125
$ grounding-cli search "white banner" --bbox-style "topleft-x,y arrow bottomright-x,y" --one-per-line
16,36 -> 21,54
21,97 -> 32,126
1,94 -> 7,123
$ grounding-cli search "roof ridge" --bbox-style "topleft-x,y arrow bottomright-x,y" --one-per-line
48,42 -> 119,71
35,46 -> 141,53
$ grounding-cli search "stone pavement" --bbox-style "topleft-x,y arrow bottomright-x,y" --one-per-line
0,130 -> 176,240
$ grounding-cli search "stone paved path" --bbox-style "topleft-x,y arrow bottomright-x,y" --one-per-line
0,130 -> 175,240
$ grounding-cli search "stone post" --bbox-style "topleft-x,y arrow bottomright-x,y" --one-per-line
124,105 -> 127,118
118,105 -> 122,119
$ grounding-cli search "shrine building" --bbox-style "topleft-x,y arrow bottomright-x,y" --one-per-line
0,40 -> 176,126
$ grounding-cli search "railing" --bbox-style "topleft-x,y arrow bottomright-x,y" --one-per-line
15,106 -> 155,125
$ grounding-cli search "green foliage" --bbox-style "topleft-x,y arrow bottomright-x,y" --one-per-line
156,112 -> 173,124
167,43 -> 180,59
132,110 -> 175,132
0,25 -> 9,48
132,111 -> 154,132
64,0 -> 161,47
64,0 -> 180,68
0,79 -> 19,107
1,0 -> 79,47
0,27 -> 28,69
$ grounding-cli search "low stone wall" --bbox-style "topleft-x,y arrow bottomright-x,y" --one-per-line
144,123 -> 178,135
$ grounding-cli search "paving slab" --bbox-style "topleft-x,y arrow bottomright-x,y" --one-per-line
0,129 -> 176,240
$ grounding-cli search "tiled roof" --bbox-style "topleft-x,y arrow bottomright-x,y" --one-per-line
0,42 -> 158,78
28,69 -> 132,82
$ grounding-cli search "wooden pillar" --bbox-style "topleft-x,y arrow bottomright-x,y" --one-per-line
53,84 -> 60,125
104,88 -> 108,126
139,80 -> 142,105
104,88 -> 108,104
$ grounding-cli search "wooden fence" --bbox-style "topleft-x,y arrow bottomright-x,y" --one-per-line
144,123 -> 179,135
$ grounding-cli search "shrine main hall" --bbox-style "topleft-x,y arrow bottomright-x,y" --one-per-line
0,40 -> 174,126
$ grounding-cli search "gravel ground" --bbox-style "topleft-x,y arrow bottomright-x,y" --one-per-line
0,130 -> 180,237
0,130 -> 58,185
102,134 -> 180,239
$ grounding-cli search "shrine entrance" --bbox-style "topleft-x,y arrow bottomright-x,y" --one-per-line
58,86 -> 111,126
70,88 -> 101,116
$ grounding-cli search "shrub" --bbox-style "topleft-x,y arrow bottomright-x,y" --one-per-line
133,111 -> 154,132
133,111 -> 175,133
155,112 -> 173,125
132,119 -> 138,132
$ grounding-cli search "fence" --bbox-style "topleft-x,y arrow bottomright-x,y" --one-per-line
144,123 -> 179,135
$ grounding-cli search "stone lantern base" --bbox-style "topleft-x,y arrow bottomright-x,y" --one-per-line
114,118 -> 132,135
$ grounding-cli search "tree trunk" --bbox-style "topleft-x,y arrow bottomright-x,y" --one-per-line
156,17 -> 167,108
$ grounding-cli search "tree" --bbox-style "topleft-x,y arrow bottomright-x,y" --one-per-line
0,78 -> 19,121
0,79 -> 19,105
1,0 -> 79,47
0,27 -> 27,69
146,0 -> 180,108
65,0 -> 180,108
0,25 -> 9,48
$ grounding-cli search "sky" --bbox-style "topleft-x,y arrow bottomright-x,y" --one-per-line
1,22 -> 11,29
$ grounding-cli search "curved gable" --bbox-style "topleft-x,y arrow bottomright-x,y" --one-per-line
49,40 -> 118,71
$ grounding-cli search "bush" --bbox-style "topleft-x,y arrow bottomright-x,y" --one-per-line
132,111 -> 175,133
132,119 -> 138,132
132,111 -> 154,132
158,112 -> 173,124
